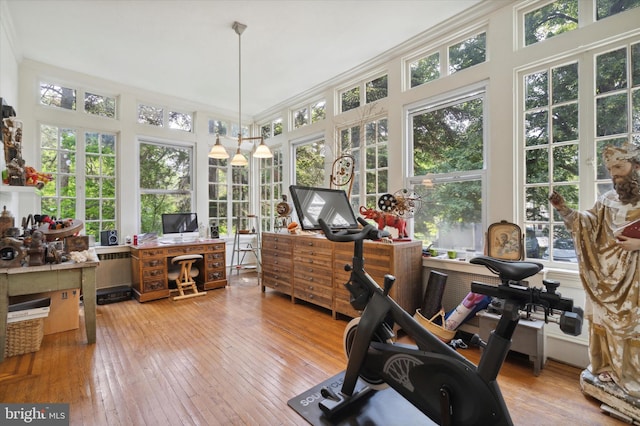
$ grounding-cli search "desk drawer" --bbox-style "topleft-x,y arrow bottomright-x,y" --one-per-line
167,245 -> 205,256
141,258 -> 165,269
143,277 -> 166,292
207,270 -> 225,281
205,243 -> 226,252
142,268 -> 165,280
140,248 -> 166,258
206,251 -> 224,265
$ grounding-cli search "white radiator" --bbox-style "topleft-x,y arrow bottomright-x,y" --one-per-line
95,251 -> 132,289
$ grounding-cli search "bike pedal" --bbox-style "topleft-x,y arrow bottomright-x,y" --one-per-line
320,386 -> 340,401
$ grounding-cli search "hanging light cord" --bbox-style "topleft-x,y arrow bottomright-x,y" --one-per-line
234,22 -> 246,146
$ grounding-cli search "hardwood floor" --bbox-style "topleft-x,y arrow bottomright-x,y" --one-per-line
0,272 -> 625,425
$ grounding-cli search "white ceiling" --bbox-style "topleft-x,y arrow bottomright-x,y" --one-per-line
5,0 -> 485,118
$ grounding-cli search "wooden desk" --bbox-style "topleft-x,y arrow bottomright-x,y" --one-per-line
130,239 -> 226,302
0,261 -> 98,362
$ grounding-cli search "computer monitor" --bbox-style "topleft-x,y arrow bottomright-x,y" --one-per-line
161,213 -> 199,241
289,185 -> 359,231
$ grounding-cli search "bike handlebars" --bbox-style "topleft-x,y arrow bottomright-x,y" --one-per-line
470,281 -> 573,312
318,217 -> 390,242
471,281 -> 583,336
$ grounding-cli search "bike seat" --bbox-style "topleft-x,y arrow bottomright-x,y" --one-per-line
470,255 -> 543,282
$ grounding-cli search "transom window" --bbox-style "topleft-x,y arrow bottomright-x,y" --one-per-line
260,118 -> 283,139
409,52 -> 440,88
292,100 -> 326,129
448,32 -> 487,74
523,1 -> 578,47
340,75 -> 388,113
84,92 -> 116,119
406,30 -> 486,91
40,82 -> 76,110
137,103 -> 193,132
597,0 -> 640,20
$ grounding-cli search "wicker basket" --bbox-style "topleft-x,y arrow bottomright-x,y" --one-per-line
4,318 -> 44,358
414,308 -> 456,343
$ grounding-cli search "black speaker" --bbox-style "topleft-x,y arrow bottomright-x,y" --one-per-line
210,225 -> 219,239
100,230 -> 118,246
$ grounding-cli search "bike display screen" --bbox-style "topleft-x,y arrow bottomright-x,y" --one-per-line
289,185 -> 359,231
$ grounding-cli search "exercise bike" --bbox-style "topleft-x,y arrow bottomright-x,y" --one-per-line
317,217 -> 583,426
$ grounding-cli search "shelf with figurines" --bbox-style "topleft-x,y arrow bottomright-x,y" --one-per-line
2,103 -> 53,190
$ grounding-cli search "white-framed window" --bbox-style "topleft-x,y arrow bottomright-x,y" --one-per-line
137,103 -> 164,126
40,82 -> 77,111
208,156 -> 229,236
208,118 -> 230,137
339,116 -> 388,210
448,31 -> 487,74
293,136 -> 326,187
522,0 -> 579,47
230,165 -> 250,233
339,75 -> 388,113
405,28 -> 487,91
522,61 -> 580,263
207,157 -> 254,237
259,147 -> 284,232
409,51 -> 440,89
596,0 -> 640,20
84,91 -> 117,119
39,124 -> 118,242
519,37 -> 640,266
139,140 -> 194,234
168,110 -> 193,132
292,99 -> 326,129
260,118 -> 283,139
408,88 -> 486,253
137,103 -> 193,132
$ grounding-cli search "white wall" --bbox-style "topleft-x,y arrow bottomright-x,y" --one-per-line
0,1 -> 18,109
0,0 -> 24,218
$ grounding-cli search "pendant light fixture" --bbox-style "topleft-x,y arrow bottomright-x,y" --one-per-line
229,21 -> 272,167
208,135 -> 229,159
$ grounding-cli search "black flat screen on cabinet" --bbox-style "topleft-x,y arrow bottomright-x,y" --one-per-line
289,185 -> 359,231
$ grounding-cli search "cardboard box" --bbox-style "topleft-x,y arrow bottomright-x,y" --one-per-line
42,289 -> 79,335
12,289 -> 80,335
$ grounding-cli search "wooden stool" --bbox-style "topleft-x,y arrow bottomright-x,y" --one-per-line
167,254 -> 206,301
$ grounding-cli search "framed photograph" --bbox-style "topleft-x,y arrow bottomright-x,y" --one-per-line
486,221 -> 523,261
